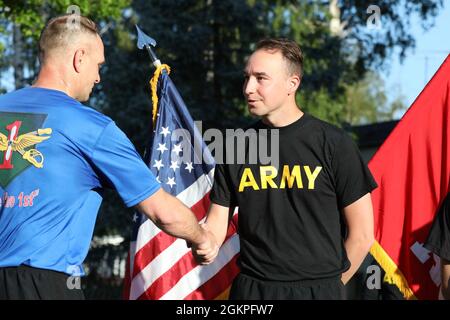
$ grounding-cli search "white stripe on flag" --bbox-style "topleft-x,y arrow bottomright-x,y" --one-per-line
160,234 -> 240,300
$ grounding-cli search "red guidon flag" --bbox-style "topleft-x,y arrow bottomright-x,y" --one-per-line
368,54 -> 450,299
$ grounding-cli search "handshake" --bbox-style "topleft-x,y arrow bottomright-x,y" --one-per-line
189,223 -> 220,265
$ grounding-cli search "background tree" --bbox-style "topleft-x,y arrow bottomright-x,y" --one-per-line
255,0 -> 442,124
341,72 -> 406,124
0,0 -> 130,90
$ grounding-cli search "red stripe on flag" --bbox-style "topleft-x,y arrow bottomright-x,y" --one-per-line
184,255 -> 240,300
190,191 -> 211,220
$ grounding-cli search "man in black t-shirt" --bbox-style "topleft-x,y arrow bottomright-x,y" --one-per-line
425,193 -> 450,299
194,38 -> 377,299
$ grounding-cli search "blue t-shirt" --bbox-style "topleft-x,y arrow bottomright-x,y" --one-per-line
0,87 -> 160,275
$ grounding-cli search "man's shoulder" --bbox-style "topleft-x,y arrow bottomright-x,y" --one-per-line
72,103 -> 112,124
305,114 -> 350,141
306,114 -> 341,132
0,87 -> 111,123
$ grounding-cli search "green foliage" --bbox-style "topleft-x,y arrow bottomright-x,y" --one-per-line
339,0 -> 444,67
298,87 -> 344,126
0,0 -> 131,88
341,72 -> 406,125
298,72 -> 407,126
0,0 -> 130,38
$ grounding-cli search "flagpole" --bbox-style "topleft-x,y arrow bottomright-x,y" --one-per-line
144,44 -> 161,68
135,25 -> 171,127
135,25 -> 161,68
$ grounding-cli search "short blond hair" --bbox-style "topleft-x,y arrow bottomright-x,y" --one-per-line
38,14 -> 99,63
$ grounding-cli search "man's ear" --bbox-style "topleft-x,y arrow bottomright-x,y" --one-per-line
73,49 -> 86,73
287,74 -> 301,95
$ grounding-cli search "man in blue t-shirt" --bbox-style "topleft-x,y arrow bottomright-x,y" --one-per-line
0,14 -> 218,300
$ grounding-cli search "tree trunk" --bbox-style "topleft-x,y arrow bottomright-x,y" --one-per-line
12,24 -> 25,89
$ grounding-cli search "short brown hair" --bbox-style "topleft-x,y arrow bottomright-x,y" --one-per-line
255,38 -> 303,78
38,14 -> 99,63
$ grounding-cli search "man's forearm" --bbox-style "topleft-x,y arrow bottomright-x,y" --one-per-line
204,203 -> 231,247
136,189 -> 206,246
154,201 -> 206,245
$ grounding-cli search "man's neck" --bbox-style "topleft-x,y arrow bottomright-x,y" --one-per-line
32,66 -> 74,99
262,104 -> 304,128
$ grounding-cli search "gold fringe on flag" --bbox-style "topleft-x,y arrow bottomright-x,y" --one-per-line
215,286 -> 231,300
149,64 -> 171,127
370,240 -> 417,300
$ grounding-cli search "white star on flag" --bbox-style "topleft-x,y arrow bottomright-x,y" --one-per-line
132,213 -> 139,222
170,161 -> 180,171
166,177 -> 176,188
185,162 -> 194,173
156,176 -> 161,183
172,143 -> 183,156
157,143 -> 168,154
153,159 -> 164,170
160,126 -> 171,137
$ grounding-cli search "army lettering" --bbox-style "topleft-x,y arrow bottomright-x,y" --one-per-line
239,165 -> 322,192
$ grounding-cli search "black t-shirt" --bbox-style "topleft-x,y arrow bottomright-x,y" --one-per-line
210,113 -> 378,281
425,193 -> 450,260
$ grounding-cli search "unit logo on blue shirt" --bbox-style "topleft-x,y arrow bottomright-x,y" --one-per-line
0,112 -> 51,188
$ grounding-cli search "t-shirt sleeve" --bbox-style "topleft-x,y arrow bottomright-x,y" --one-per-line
91,122 -> 160,207
332,133 -> 378,209
210,163 -> 237,208
425,195 -> 450,260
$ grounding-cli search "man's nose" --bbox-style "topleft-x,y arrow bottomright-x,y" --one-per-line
244,77 -> 256,96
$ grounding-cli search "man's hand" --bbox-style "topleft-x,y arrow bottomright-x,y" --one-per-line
191,223 -> 220,265
341,193 -> 374,284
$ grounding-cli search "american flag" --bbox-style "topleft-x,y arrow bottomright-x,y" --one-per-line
123,69 -> 240,300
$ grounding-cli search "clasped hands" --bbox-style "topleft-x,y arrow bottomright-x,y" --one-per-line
191,223 -> 220,265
